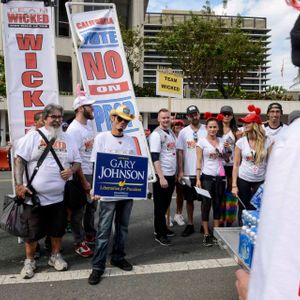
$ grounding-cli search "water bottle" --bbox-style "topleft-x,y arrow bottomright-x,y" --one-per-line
250,184 -> 264,210
238,226 -> 249,261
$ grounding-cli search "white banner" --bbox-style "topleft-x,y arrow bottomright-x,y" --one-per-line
67,3 -> 155,181
2,0 -> 59,144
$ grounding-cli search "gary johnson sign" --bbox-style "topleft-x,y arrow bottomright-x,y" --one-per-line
93,152 -> 148,200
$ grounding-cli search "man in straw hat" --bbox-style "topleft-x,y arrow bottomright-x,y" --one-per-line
88,104 -> 137,285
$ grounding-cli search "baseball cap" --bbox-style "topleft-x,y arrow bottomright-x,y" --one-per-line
239,114 -> 262,124
288,110 -> 300,125
73,95 -> 95,111
267,102 -> 283,114
239,105 -> 262,124
110,104 -> 135,121
186,105 -> 199,115
220,106 -> 233,114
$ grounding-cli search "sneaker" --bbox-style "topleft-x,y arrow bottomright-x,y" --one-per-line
174,214 -> 185,226
203,234 -> 213,247
88,269 -> 104,285
181,224 -> 195,237
212,236 -> 218,245
166,229 -> 176,237
169,218 -> 174,227
155,235 -> 171,246
20,259 -> 36,279
48,253 -> 68,271
75,241 -> 93,258
110,259 -> 133,271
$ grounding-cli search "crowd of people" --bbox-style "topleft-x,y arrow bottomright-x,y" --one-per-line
10,93 -> 297,286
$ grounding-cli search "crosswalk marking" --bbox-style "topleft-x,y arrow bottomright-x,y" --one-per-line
0,258 -> 237,285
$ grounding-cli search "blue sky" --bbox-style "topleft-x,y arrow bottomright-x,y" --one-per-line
147,0 -> 300,90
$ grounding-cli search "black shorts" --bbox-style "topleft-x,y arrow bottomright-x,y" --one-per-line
183,177 -> 202,201
21,201 -> 66,243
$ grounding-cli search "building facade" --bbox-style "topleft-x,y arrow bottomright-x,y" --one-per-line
143,10 -> 271,94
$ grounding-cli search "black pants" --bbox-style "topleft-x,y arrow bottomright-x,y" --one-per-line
237,177 -> 264,225
153,175 -> 175,237
201,174 -> 225,222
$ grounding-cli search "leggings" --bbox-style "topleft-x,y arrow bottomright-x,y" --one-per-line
237,177 -> 264,225
201,174 -> 226,222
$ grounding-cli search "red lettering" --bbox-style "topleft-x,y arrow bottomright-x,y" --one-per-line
16,34 -> 43,51
104,50 -> 123,79
76,17 -> 113,29
82,52 -> 106,80
23,90 -> 43,107
22,71 -> 43,87
24,110 -> 42,127
25,53 -> 37,69
7,13 -> 18,23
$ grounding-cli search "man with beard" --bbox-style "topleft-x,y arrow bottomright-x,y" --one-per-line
15,104 -> 81,279
88,105 -> 136,285
66,94 -> 96,257
177,105 -> 207,237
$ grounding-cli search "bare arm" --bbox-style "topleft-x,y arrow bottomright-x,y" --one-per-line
77,166 -> 91,193
195,146 -> 203,187
232,146 -> 241,196
60,162 -> 81,181
177,149 -> 184,181
14,155 -> 32,199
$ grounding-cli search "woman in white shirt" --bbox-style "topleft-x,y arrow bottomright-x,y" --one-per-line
196,113 -> 227,247
232,105 -> 272,225
217,106 -> 241,191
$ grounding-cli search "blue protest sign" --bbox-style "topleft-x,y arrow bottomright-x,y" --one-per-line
93,152 -> 148,199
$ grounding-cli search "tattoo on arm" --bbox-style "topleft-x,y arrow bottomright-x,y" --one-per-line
15,156 -> 26,185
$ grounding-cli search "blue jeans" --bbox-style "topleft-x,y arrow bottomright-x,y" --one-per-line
91,199 -> 133,271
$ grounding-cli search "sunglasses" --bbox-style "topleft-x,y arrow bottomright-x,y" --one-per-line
222,112 -> 232,117
193,132 -> 198,142
116,116 -> 130,124
48,115 -> 63,120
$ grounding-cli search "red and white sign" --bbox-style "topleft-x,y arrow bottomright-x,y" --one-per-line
67,4 -> 155,181
2,1 -> 59,144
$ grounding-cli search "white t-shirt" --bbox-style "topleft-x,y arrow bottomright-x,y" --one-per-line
91,131 -> 137,201
248,118 -> 300,300
196,137 -> 225,177
236,136 -> 272,182
222,129 -> 236,167
149,128 -> 176,176
15,127 -> 81,206
263,122 -> 287,143
176,125 -> 207,176
67,119 -> 95,175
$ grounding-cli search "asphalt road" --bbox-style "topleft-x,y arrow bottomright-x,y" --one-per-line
0,171 -> 239,300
